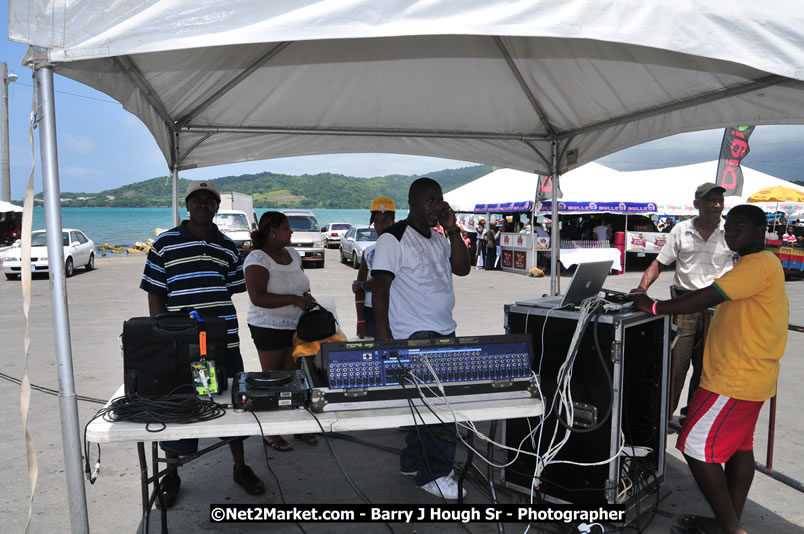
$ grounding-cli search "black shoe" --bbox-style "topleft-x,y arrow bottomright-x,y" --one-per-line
156,470 -> 181,509
233,464 -> 265,495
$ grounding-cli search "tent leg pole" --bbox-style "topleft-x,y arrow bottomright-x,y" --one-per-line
623,213 -> 628,272
550,141 -> 560,295
171,165 -> 179,227
35,62 -> 90,533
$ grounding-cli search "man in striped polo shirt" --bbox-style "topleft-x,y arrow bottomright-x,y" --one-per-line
141,180 -> 265,507
633,183 -> 734,422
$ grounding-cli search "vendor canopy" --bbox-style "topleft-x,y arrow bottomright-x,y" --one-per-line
613,161 -> 804,216
447,160 -> 803,216
0,200 -> 23,213
10,0 -> 804,175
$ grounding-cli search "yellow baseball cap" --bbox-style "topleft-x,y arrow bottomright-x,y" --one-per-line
370,196 -> 396,212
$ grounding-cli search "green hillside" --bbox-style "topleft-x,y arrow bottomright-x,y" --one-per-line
36,165 -> 492,209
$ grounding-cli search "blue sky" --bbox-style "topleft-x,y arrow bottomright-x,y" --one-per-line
2,10 -> 802,199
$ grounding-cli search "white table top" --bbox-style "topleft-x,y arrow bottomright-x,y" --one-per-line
559,247 -> 622,271
87,385 -> 543,444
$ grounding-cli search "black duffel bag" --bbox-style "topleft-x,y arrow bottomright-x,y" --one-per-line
122,311 -> 228,396
296,304 -> 337,342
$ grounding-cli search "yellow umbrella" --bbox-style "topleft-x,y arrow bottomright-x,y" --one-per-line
747,186 -> 804,231
747,185 -> 804,203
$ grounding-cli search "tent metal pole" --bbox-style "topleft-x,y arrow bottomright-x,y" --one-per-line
531,188 -> 537,273
623,213 -> 628,272
550,141 -> 560,295
34,62 -> 90,533
171,165 -> 180,226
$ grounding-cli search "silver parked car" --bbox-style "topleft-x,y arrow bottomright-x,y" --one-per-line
321,222 -> 352,248
339,226 -> 378,269
2,229 -> 96,280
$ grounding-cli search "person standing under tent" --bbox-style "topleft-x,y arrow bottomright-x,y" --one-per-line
475,218 -> 486,269
140,180 -> 265,507
485,222 -> 497,271
631,183 -> 734,423
243,211 -> 319,451
352,196 -> 396,339
593,218 -> 609,241
782,226 -> 797,245
372,177 -> 471,499
630,204 -> 788,534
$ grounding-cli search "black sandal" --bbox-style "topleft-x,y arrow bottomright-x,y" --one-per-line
675,514 -> 714,534
264,436 -> 293,451
294,433 -> 319,445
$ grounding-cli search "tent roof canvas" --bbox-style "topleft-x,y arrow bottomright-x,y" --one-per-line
9,0 -> 804,176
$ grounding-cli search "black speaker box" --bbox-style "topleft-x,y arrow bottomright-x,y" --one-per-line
122,312 -> 228,396
503,305 -> 668,506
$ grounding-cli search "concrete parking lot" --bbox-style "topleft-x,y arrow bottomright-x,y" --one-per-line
1,249 -> 801,533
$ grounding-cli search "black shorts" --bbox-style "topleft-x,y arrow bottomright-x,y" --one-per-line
248,324 -> 295,351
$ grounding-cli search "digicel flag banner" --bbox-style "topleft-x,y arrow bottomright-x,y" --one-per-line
536,175 -> 562,202
715,125 -> 755,196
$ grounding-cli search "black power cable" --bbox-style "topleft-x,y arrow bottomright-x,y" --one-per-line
555,305 -> 615,434
1,371 -> 107,404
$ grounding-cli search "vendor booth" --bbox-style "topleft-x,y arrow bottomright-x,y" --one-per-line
448,161 -> 804,273
473,201 -> 535,273
0,200 -> 23,248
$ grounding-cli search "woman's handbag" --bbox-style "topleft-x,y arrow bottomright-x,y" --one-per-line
296,304 -> 337,342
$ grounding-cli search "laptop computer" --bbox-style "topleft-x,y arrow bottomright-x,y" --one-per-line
515,260 -> 614,308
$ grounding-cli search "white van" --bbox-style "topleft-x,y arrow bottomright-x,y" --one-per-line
213,210 -> 253,257
281,209 -> 325,268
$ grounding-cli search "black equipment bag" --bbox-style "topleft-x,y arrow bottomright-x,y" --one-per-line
122,311 -> 228,396
296,304 -> 337,342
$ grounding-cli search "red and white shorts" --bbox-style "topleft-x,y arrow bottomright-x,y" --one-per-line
676,388 -> 764,463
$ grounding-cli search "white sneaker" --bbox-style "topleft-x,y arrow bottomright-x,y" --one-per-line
402,469 -> 454,478
418,475 -> 467,499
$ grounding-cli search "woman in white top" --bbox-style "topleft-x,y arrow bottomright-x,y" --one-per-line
244,211 -> 317,451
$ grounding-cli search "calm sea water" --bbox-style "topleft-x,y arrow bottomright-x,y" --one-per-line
29,207 -> 408,247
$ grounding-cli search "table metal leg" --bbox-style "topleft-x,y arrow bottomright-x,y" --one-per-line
488,421 -> 505,534
137,442 -> 150,534
457,432 -> 472,505
152,442 -> 169,534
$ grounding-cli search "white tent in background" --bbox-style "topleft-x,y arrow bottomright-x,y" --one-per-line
617,162 -> 804,216
0,200 -> 23,213
444,163 -> 621,212
446,161 -> 804,216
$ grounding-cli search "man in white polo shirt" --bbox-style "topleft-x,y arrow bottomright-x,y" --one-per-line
633,183 -> 734,421
372,177 -> 471,499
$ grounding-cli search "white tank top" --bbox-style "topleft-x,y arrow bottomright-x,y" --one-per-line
244,248 -> 310,330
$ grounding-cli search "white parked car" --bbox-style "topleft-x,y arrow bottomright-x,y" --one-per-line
321,222 -> 352,248
2,229 -> 96,280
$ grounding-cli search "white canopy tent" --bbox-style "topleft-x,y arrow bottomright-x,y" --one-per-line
8,1 -> 804,529
620,162 -> 804,216
445,161 -> 803,216
444,163 -> 620,212
0,200 -> 24,213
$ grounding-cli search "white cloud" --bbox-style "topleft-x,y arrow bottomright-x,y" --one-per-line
121,114 -> 143,128
61,166 -> 104,180
62,134 -> 97,155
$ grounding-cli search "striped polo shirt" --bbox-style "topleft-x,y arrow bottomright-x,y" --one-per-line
140,221 -> 246,370
656,217 -> 733,291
